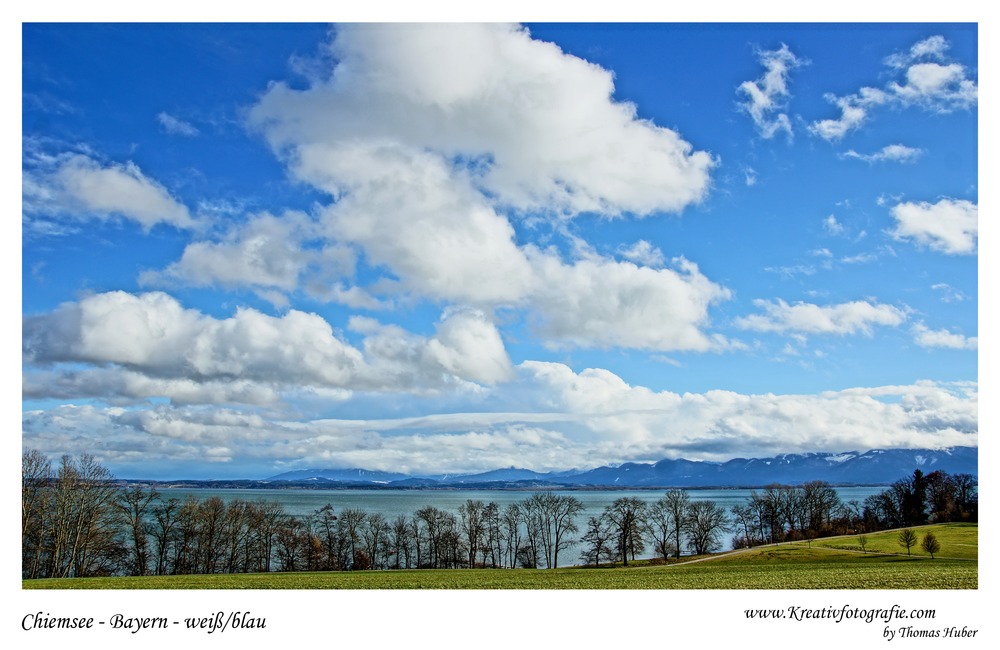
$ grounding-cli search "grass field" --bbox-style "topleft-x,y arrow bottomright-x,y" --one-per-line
22,523 -> 976,590
804,522 -> 977,559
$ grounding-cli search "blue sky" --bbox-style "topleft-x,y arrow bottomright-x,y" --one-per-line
21,22 -> 978,479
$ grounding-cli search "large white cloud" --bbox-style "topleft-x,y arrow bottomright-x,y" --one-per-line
308,140 -> 732,350
250,23 -> 715,217
889,198 -> 978,255
130,24 -> 729,353
22,291 -> 514,401
734,298 -> 908,336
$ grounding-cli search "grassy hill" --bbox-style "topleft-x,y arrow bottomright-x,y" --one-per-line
22,523 -> 976,590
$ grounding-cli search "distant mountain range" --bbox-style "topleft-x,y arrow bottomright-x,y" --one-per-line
265,446 -> 977,488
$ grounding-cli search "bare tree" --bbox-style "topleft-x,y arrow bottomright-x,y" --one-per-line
338,507 -> 368,570
685,500 -> 729,556
150,497 -> 180,575
221,499 -> 254,573
115,484 -> 158,576
776,485 -> 803,537
663,489 -> 690,557
501,502 -> 522,569
523,493 -> 584,569
171,496 -> 201,574
921,531 -> 940,559
196,496 -> 227,574
482,502 -> 502,568
603,497 -> 647,566
243,500 -> 284,572
47,453 -> 123,578
897,528 -> 918,556
389,514 -> 414,569
362,512 -> 389,569
409,515 -> 423,568
579,515 -> 615,568
459,499 -> 486,568
414,506 -> 441,568
926,471 -> 977,522
22,449 -> 51,540
649,490 -> 692,558
801,481 -> 841,534
549,494 -> 583,569
415,506 -> 457,568
729,502 -> 757,549
750,486 -> 784,543
521,496 -> 544,568
863,490 -> 903,531
312,504 -> 340,570
436,511 -> 463,569
275,516 -> 306,572
22,449 -> 52,579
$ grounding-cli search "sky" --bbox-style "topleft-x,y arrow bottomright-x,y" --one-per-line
20,22 -> 979,480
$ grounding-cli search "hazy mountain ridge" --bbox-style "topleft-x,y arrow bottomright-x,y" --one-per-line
266,447 -> 977,488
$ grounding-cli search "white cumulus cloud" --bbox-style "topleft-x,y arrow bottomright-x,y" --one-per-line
888,198 -> 978,255
129,24 -> 731,353
249,23 -> 715,217
529,254 -> 732,351
22,291 -> 515,402
24,154 -> 195,230
147,211 -> 322,291
734,298 -> 908,336
912,323 -> 977,350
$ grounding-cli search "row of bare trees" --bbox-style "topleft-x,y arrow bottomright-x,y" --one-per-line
276,493 -> 587,571
22,450 -> 122,578
578,492 -> 730,568
729,481 -> 854,547
23,449 -> 291,578
23,450 -> 726,577
23,450 -> 594,576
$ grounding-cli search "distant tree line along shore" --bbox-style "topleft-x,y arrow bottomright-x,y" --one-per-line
22,449 -> 977,579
